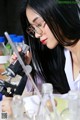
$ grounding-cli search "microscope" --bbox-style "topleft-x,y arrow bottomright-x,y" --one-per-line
0,32 -> 40,97
0,43 -> 29,97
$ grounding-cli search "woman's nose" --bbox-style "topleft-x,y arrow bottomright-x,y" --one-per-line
35,32 -> 42,38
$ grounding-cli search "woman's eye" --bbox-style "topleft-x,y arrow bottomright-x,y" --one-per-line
36,23 -> 42,27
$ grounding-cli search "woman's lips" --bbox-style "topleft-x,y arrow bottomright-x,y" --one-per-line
40,39 -> 47,45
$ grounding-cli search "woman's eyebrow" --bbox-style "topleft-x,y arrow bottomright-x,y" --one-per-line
33,17 -> 39,23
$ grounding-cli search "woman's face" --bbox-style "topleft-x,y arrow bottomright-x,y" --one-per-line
26,7 -> 58,49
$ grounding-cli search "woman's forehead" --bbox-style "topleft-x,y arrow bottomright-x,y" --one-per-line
26,7 -> 43,24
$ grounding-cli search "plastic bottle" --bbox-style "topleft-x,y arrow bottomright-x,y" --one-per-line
12,35 -> 29,55
37,83 -> 61,120
0,36 -> 10,68
60,90 -> 79,120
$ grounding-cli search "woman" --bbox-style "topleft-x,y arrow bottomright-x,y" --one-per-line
20,0 -> 80,94
2,0 -> 80,115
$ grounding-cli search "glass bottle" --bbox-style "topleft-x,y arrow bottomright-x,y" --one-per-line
60,90 -> 79,120
11,95 -> 24,120
37,83 -> 61,120
5,34 -> 17,56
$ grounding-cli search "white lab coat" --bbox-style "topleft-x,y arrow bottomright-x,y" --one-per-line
64,49 -> 80,91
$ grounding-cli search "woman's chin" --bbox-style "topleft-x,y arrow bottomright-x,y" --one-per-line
46,44 -> 57,49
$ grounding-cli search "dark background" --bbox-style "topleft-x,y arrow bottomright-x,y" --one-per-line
0,0 -> 23,36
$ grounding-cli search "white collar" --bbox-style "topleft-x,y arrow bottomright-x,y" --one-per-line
64,49 -> 75,90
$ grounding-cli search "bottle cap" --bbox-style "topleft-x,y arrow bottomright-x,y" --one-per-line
17,35 -> 24,40
42,83 -> 53,94
0,93 -> 3,101
12,36 -> 23,43
9,34 -> 16,38
0,36 -> 5,42
9,34 -> 16,41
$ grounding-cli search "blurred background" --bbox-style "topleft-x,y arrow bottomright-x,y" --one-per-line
0,0 -> 23,36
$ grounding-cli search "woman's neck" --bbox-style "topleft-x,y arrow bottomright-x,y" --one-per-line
65,40 -> 80,80
65,40 -> 80,63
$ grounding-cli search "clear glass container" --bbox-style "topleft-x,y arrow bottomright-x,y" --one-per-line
37,83 -> 61,120
11,95 -> 24,120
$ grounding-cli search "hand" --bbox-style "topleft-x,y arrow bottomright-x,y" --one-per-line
10,47 -> 32,65
9,47 -> 21,63
24,50 -> 32,65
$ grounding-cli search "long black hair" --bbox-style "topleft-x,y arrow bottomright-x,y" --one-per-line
20,0 -> 80,93
23,0 -> 80,46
